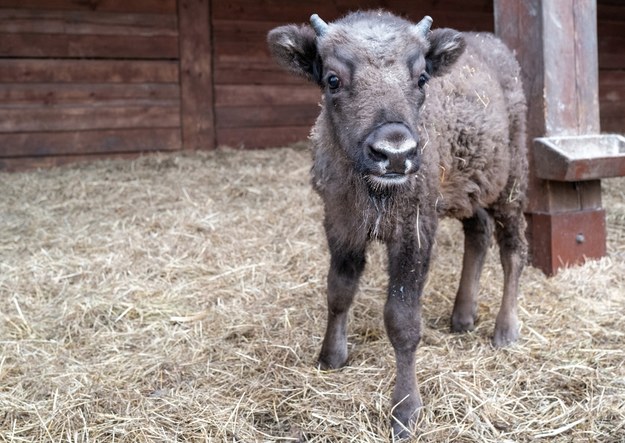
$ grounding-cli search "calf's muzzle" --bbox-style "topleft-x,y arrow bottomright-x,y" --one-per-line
364,123 -> 420,177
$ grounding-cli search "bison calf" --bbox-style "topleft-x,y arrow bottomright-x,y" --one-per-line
268,10 -> 528,438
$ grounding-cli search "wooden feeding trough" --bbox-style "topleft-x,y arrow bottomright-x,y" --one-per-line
534,134 -> 625,182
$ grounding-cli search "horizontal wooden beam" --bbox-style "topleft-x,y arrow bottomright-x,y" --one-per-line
0,102 -> 180,132
0,33 -> 178,59
0,59 -> 179,83
0,83 -> 180,104
217,126 -> 311,148
0,9 -> 177,36
0,152 -> 149,172
215,105 -> 318,129
214,84 -> 319,107
0,128 -> 181,157
0,0 -> 176,14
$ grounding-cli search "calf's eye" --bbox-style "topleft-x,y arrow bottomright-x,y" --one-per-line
418,73 -> 429,88
327,75 -> 341,91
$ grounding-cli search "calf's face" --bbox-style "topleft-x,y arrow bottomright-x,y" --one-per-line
268,12 -> 465,192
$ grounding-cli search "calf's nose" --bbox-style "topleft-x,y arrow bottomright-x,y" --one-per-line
364,123 -> 419,174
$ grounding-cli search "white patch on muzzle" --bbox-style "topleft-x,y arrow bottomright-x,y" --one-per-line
372,138 -> 417,155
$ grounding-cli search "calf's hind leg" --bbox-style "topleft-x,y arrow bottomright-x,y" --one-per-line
492,211 -> 527,347
317,239 -> 366,370
451,207 -> 493,333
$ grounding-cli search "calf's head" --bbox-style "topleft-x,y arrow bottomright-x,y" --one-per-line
268,11 -> 465,192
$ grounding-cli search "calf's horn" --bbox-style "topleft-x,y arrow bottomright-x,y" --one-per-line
415,15 -> 433,37
310,13 -> 329,37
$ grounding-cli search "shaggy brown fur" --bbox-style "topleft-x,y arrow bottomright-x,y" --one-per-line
268,10 -> 528,439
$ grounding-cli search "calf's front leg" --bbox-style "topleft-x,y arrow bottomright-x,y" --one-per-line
317,236 -> 366,370
385,222 -> 435,439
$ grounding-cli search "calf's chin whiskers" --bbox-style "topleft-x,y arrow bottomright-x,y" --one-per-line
364,174 -> 411,194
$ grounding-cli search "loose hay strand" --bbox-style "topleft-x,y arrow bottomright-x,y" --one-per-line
0,146 -> 624,442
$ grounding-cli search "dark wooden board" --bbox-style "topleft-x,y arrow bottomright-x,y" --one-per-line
215,105 -> 318,129
597,17 -> 625,70
214,84 -> 319,107
598,37 -> 625,70
597,0 -> 625,22
599,70 -> 625,99
212,0 -> 492,24
599,101 -> 625,133
0,102 -> 179,132
0,59 -> 179,83
211,12 -> 493,76
0,0 -> 176,14
212,16 -> 492,47
0,32 -> 178,59
0,9 -> 177,35
0,152 -> 148,172
217,126 -> 311,148
0,128 -> 181,157
599,70 -> 625,132
214,61 -> 305,85
0,83 -> 180,104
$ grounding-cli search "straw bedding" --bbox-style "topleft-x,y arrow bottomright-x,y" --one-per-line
1,145 -> 624,442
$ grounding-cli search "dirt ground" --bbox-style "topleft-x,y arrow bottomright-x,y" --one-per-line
1,146 -> 624,442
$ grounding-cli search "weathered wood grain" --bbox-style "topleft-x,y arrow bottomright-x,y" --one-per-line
0,9 -> 177,35
0,0 -> 176,14
0,102 -> 179,132
215,105 -> 318,129
0,83 -> 180,104
0,59 -> 179,83
214,84 -> 319,107
0,33 -> 178,58
0,128 -> 181,157
0,152 -> 146,171
177,0 -> 215,150
217,126 -> 311,148
0,0 -> 622,170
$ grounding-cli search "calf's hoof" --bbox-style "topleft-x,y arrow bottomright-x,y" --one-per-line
450,301 -> 477,334
390,393 -> 422,440
450,313 -> 476,333
317,349 -> 348,370
492,317 -> 519,348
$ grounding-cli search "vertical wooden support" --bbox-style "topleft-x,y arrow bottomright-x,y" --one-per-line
178,0 -> 215,150
494,0 -> 606,275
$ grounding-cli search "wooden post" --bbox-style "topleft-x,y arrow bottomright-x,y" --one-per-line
494,0 -> 606,275
178,0 -> 215,150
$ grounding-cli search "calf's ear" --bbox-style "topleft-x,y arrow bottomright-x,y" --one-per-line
425,28 -> 466,77
267,25 -> 321,85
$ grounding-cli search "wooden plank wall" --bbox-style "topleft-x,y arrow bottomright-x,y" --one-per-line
214,0 -> 625,148
0,0 -> 181,170
212,0 -> 494,148
598,0 -> 625,133
0,0 -> 623,170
